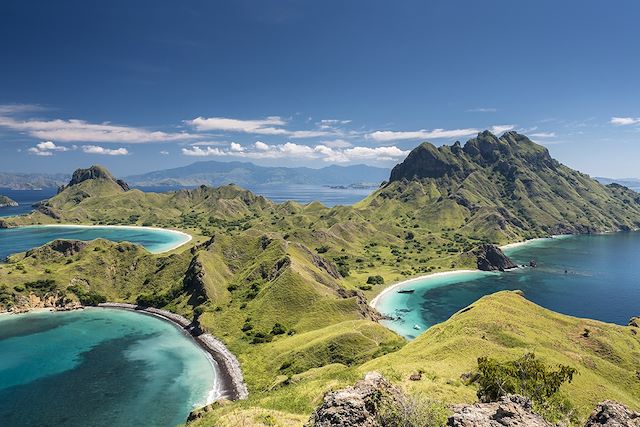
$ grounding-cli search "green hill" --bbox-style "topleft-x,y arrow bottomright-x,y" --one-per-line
359,131 -> 640,243
2,132 -> 640,425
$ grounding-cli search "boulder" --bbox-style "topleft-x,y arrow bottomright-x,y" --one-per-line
474,244 -> 517,271
447,395 -> 552,427
584,400 -> 640,426
308,372 -> 403,427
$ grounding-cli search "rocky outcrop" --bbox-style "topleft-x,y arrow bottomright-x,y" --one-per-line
9,292 -> 81,313
26,239 -> 89,257
584,400 -> 640,426
448,395 -> 552,426
474,244 -> 517,271
308,372 -> 404,427
58,165 -> 129,193
0,195 -> 18,207
182,256 -> 209,306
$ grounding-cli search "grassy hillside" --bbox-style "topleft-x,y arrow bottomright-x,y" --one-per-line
2,132 -> 640,425
189,291 -> 640,426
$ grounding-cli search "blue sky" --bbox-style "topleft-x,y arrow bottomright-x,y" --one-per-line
1,0 -> 639,177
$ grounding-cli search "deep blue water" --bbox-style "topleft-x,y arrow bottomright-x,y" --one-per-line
377,233 -> 640,339
0,188 -> 57,218
0,225 -> 190,260
0,308 -> 217,427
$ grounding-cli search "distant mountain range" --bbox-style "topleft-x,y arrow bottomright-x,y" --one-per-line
595,177 -> 640,192
0,172 -> 69,190
124,161 -> 390,187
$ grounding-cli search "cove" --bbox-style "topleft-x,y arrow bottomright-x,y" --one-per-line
375,232 -> 640,339
0,308 -> 218,427
0,225 -> 191,259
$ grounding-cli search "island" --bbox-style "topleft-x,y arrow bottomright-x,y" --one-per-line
0,195 -> 18,208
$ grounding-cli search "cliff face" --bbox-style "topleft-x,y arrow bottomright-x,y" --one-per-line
474,244 -> 517,271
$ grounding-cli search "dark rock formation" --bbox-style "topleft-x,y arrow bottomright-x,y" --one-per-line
584,400 -> 640,426
447,395 -> 552,427
182,256 -> 209,306
474,244 -> 517,271
628,317 -> 640,328
308,372 -> 404,427
26,239 -> 89,257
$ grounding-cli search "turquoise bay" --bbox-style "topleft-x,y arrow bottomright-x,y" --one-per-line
377,232 -> 640,339
0,308 -> 218,426
0,225 -> 191,259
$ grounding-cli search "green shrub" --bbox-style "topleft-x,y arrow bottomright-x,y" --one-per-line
315,245 -> 329,254
271,322 -> 286,335
67,284 -> 106,306
377,392 -> 449,427
366,275 -> 385,285
472,353 -> 577,423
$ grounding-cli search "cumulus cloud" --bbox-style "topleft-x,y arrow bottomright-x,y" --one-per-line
0,115 -> 195,143
28,141 -> 74,156
182,141 -> 409,163
186,116 -> 332,138
320,139 -> 353,148
82,145 -> 129,155
160,150 -> 170,155
229,142 -> 245,152
610,117 -> 640,126
368,128 -> 480,142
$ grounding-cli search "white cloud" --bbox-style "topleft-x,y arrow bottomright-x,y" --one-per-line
610,117 -> 640,126
28,140 -> 74,156
0,115 -> 196,143
490,124 -> 516,134
182,146 -> 227,157
320,139 -> 353,148
0,104 -> 45,114
186,116 -> 332,138
82,145 -> 129,155
160,150 -> 170,155
229,142 -> 245,152
187,116 -> 287,134
368,128 -> 480,142
254,141 -> 270,151
182,140 -> 409,164
529,132 -> 556,138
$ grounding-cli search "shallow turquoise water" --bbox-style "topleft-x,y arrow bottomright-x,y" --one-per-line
377,233 -> 640,339
0,225 -> 190,259
0,308 -> 217,426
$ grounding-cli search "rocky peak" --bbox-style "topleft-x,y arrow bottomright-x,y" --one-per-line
474,244 -> 517,271
58,165 -> 129,193
448,395 -> 552,427
389,142 -> 464,182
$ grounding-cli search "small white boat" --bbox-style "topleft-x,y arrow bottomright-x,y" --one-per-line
413,324 -> 420,330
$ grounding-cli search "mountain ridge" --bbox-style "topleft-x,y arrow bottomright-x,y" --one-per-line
125,160 -> 390,187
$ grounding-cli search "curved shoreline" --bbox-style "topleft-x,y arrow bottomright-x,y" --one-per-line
24,224 -> 193,253
369,235 -> 562,311
97,303 -> 248,402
